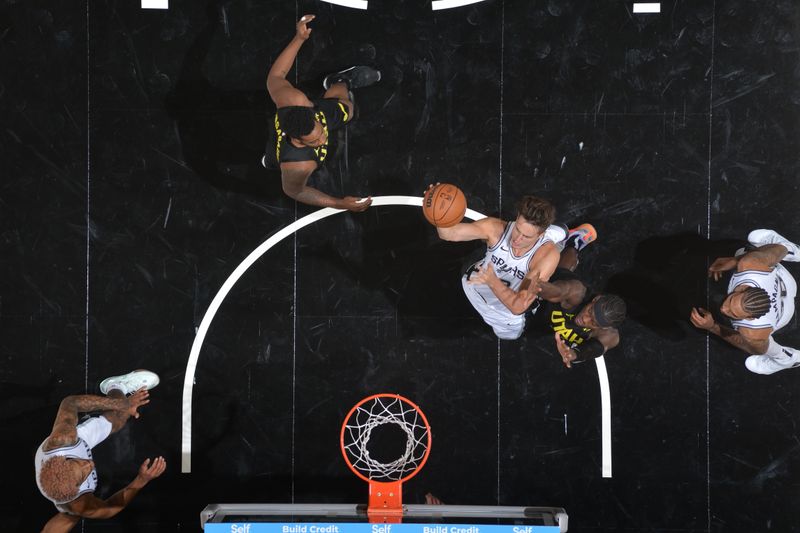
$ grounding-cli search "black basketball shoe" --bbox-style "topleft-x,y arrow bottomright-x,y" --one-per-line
323,66 -> 381,91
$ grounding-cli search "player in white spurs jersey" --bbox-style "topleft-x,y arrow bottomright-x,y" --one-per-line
436,195 -> 565,340
35,370 -> 165,532
690,229 -> 800,375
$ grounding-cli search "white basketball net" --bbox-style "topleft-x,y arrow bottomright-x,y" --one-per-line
342,396 -> 430,482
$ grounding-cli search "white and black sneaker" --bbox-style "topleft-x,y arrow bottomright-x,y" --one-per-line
323,66 -> 381,91
100,370 -> 160,396
744,353 -> 800,375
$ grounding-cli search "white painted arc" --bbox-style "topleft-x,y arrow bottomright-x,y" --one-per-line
180,195 -> 612,480
319,0 -> 493,10
431,0 -> 489,10
632,3 -> 661,14
141,0 -> 168,9
595,356 -> 612,477
182,196 -> 433,472
320,0 -> 369,9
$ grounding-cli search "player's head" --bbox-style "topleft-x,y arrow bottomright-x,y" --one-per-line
575,294 -> 627,329
720,286 -> 771,320
515,196 -> 556,229
282,108 -> 326,147
511,196 -> 556,248
39,456 -> 94,503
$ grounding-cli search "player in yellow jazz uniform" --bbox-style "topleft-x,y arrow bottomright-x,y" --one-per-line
264,14 -> 380,212
529,224 -> 627,367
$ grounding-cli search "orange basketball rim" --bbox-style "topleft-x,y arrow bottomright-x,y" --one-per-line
340,393 -> 432,522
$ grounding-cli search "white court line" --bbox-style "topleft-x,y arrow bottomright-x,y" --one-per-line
432,0 -> 489,10
632,3 -> 660,13
180,196 -> 612,479
320,0 -> 369,9
595,356 -> 612,478
141,0 -> 168,8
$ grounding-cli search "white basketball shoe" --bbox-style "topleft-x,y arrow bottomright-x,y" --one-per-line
100,370 -> 160,395
744,352 -> 800,375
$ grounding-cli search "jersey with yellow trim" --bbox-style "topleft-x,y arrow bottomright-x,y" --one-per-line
274,98 -> 349,167
547,300 -> 594,349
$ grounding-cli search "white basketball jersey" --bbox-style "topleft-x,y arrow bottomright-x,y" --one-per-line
485,222 -> 546,289
35,438 -> 98,506
464,222 -> 554,319
727,266 -> 790,330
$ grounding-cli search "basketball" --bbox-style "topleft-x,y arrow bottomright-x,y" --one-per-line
422,183 -> 467,228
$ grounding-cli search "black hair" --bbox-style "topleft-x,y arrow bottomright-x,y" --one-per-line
282,107 -> 316,139
595,294 -> 627,328
741,286 -> 771,319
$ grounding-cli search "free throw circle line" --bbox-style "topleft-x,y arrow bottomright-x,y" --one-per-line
180,195 -> 611,479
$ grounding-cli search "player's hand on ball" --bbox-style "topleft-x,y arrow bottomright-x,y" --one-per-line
422,183 -> 465,227
422,182 -> 441,195
690,307 -> 715,330
137,456 -> 167,483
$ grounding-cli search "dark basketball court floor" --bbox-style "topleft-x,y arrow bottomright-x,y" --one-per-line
2,1 -> 799,531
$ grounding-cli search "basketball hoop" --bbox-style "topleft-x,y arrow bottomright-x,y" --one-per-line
340,394 -> 432,522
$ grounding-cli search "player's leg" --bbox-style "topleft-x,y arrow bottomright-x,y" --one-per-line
558,223 -> 597,271
98,370 -> 160,433
747,229 -> 800,261
322,66 -> 381,121
745,338 -> 800,375
100,389 -> 132,434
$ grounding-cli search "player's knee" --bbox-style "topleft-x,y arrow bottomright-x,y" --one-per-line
494,328 -> 523,340
747,229 -> 768,245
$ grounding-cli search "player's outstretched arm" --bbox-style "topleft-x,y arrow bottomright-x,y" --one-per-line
44,391 -> 149,451
281,164 -> 371,211
538,279 -> 587,309
267,15 -> 316,108
67,457 -> 167,520
689,307 -> 770,354
436,217 -> 503,243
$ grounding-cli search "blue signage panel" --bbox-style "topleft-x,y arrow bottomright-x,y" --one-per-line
206,524 -> 560,533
